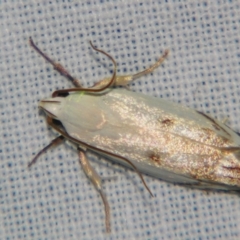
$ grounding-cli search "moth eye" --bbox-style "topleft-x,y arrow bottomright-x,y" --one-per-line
52,119 -> 62,125
56,92 -> 69,97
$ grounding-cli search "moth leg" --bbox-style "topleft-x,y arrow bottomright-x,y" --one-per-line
222,117 -> 229,124
28,135 -> 65,167
78,150 -> 111,233
92,49 -> 169,89
29,37 -> 82,87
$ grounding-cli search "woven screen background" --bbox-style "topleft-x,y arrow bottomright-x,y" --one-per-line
1,1 -> 240,239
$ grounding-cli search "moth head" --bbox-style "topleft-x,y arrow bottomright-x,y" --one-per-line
39,97 -> 63,119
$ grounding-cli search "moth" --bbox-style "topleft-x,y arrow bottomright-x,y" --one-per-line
29,37 -> 240,232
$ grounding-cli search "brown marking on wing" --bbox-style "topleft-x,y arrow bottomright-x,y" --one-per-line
201,127 -> 214,136
149,153 -> 163,165
221,165 -> 240,183
200,127 -> 230,145
161,118 -> 175,126
222,166 -> 240,172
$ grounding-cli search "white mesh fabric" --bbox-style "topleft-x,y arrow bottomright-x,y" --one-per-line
1,1 -> 240,239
